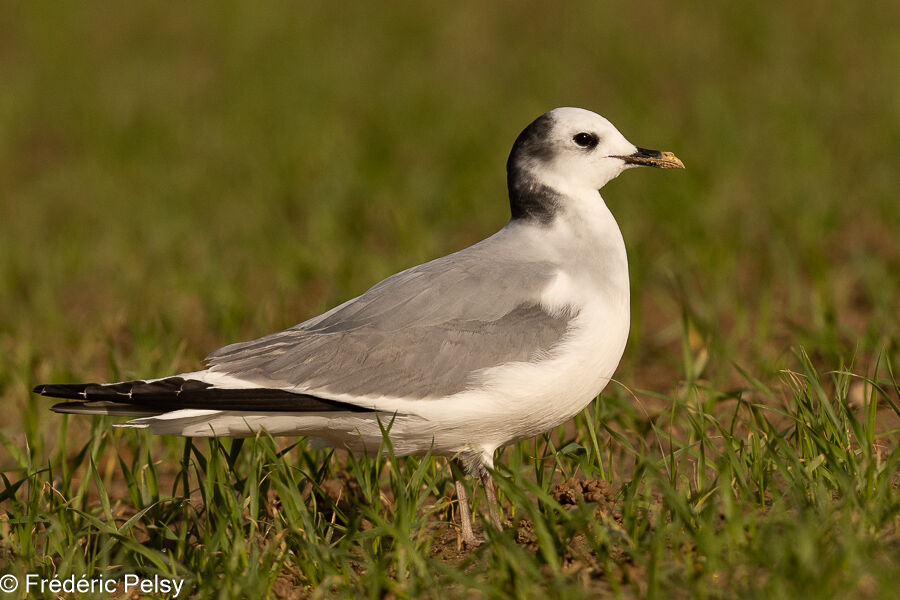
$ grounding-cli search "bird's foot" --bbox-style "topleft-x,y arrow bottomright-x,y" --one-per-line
459,528 -> 482,549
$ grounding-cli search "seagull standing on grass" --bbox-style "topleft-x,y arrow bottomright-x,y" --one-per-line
35,107 -> 683,546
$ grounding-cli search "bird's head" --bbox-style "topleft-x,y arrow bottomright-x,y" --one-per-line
507,107 -> 683,223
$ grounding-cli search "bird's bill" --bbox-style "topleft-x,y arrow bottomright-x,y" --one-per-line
615,147 -> 685,169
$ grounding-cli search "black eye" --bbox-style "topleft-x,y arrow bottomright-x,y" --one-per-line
573,132 -> 598,149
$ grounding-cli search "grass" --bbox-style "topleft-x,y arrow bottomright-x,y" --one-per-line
2,352 -> 898,598
2,0 -> 899,598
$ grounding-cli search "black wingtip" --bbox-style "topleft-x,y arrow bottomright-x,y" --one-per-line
36,377 -> 375,413
33,383 -> 95,399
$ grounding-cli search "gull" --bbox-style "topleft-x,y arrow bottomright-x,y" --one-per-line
34,107 -> 683,545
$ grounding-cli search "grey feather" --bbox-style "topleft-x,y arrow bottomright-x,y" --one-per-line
51,401 -> 164,417
207,227 -> 575,398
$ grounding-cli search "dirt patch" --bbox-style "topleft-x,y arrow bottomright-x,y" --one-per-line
551,477 -> 617,509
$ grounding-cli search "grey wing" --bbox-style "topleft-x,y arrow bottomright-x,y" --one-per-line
206,231 -> 575,399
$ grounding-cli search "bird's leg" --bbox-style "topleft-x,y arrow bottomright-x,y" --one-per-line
450,459 -> 478,546
479,469 -> 503,530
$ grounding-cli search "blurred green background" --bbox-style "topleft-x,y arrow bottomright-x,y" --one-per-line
1,2 -> 899,598
2,0 -> 899,431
